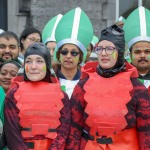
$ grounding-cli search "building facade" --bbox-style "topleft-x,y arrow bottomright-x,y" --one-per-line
0,0 -> 150,37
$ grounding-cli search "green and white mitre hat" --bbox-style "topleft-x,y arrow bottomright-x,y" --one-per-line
54,7 -> 93,65
42,14 -> 63,45
123,6 -> 150,49
91,35 -> 99,48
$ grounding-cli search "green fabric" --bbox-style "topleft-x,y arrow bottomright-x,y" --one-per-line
0,87 -> 5,124
0,87 -> 6,150
123,6 -> 150,49
61,85 -> 66,92
42,14 -> 63,44
91,35 -> 99,47
138,78 -> 144,84
54,7 -> 93,65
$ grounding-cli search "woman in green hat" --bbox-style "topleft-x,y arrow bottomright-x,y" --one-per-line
50,7 -> 93,150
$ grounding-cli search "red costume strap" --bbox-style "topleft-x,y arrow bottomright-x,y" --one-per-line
84,128 -> 139,150
25,139 -> 52,150
14,81 -> 64,139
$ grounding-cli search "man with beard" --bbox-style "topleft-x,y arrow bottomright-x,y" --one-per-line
123,6 -> 150,89
0,31 -> 22,65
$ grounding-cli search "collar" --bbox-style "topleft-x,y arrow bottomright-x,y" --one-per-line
138,70 -> 150,80
57,69 -> 81,80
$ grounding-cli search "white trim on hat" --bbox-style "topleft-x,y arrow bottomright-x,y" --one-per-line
57,38 -> 87,65
71,7 -> 81,39
57,38 -> 86,53
128,36 -> 150,49
139,6 -> 146,36
45,37 -> 56,44
51,14 -> 62,39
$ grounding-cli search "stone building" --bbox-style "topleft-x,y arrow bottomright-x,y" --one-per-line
0,0 -> 150,37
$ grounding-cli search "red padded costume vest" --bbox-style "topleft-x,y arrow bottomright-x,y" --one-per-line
83,62 -> 139,150
14,81 -> 64,140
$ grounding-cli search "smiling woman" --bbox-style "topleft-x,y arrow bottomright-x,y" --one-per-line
4,42 -> 69,150
24,55 -> 47,82
0,61 -> 21,93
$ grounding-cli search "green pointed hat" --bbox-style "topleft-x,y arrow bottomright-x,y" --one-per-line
54,7 -> 93,65
123,6 -> 150,49
91,35 -> 99,47
42,14 -> 63,45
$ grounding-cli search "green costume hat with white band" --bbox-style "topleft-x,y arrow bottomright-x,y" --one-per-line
54,7 -> 93,65
123,6 -> 150,49
91,35 -> 99,47
42,14 -> 63,45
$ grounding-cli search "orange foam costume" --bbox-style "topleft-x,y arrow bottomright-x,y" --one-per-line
14,80 -> 64,150
82,62 -> 140,150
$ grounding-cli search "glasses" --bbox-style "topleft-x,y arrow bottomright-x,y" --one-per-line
27,37 -> 40,43
60,49 -> 80,56
94,46 -> 116,55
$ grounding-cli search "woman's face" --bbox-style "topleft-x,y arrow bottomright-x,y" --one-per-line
25,55 -> 47,82
96,40 -> 118,69
21,33 -> 41,55
0,63 -> 19,92
58,44 -> 81,70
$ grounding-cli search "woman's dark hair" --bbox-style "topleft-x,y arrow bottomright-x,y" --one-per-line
0,60 -> 21,70
0,31 -> 20,47
20,27 -> 42,50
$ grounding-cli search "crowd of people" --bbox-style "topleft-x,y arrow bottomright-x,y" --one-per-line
0,6 -> 150,150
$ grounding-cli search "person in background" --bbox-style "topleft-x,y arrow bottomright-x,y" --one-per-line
50,7 -> 93,150
42,14 -> 63,63
85,35 -> 99,63
0,31 -> 22,65
123,6 -> 150,89
0,61 -> 21,93
19,27 -> 42,59
80,24 -> 150,150
4,42 -> 69,150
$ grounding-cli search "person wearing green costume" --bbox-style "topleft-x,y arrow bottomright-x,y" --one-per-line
50,7 -> 93,150
123,6 -> 150,90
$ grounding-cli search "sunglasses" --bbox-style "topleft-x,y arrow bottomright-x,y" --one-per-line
60,49 -> 80,56
94,46 -> 116,55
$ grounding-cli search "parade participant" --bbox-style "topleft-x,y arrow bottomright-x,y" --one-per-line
4,43 -> 69,150
0,61 -> 21,93
123,6 -> 150,89
20,27 -> 42,57
0,31 -> 22,65
80,24 -> 150,150
85,35 -> 99,63
50,7 -> 93,149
